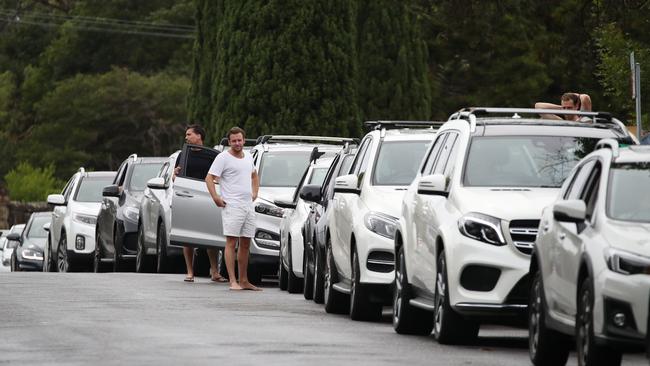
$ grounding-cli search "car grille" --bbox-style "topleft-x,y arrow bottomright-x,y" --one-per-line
508,220 -> 539,255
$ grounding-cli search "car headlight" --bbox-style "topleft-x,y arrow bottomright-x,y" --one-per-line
73,213 -> 97,226
124,206 -> 139,222
22,249 -> 43,261
364,212 -> 397,239
458,212 -> 506,246
606,248 -> 650,275
255,203 -> 284,218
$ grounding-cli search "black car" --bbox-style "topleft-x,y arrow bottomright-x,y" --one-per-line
94,154 -> 165,272
299,147 -> 356,303
10,212 -> 51,272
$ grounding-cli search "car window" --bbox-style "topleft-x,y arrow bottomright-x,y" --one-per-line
350,137 -> 371,176
372,140 -> 430,186
178,145 -> 219,181
259,151 -> 311,187
63,176 -> 79,201
127,163 -> 164,191
309,167 -> 329,186
117,163 -> 129,187
433,133 -> 458,175
422,133 -> 447,175
339,154 -> 354,176
607,162 -> 650,222
74,176 -> 115,203
580,162 -> 601,221
26,215 -> 50,239
60,176 -> 75,196
565,160 -> 596,200
463,136 -> 602,188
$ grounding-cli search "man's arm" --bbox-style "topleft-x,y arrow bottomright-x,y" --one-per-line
579,94 -> 592,111
205,173 -> 225,207
251,170 -> 259,201
534,102 -> 562,120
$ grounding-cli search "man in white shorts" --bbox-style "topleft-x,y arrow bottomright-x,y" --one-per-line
206,126 -> 260,291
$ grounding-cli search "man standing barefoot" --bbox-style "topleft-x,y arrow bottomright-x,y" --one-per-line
205,127 -> 261,291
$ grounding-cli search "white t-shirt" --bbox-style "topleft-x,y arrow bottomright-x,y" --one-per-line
208,150 -> 255,207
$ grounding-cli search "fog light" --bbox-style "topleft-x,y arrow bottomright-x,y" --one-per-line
613,313 -> 626,327
75,235 -> 85,250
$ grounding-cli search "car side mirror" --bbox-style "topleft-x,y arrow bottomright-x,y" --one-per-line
6,233 -> 20,241
47,194 -> 65,206
299,184 -> 322,203
417,174 -> 448,197
102,184 -> 121,197
553,200 -> 586,223
334,174 -> 360,195
43,222 -> 50,232
147,177 -> 168,190
274,200 -> 297,210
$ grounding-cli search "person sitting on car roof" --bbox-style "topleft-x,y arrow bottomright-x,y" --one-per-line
535,92 -> 592,121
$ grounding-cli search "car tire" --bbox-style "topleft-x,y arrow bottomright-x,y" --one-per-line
576,276 -> 622,366
247,266 -> 262,286
350,249 -> 382,321
324,241 -> 349,314
393,246 -> 433,334
528,270 -> 571,366
112,226 -> 125,272
44,233 -> 56,272
155,222 -> 171,274
433,250 -> 479,344
136,225 -> 155,273
57,234 -> 71,273
312,242 -> 325,304
93,234 -> 109,273
278,251 -> 288,291
303,243 -> 314,300
11,253 -> 18,272
286,236 -> 303,294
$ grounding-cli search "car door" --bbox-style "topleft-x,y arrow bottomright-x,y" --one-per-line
143,162 -> 169,245
169,144 -> 225,248
99,161 -> 127,253
547,159 -> 597,316
51,175 -> 76,251
410,132 -> 447,289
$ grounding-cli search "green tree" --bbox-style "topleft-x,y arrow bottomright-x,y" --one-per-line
5,161 -> 63,202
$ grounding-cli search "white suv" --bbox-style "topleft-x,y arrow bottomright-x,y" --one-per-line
326,121 -> 439,320
529,140 -> 648,366
391,108 -> 636,344
45,169 -> 116,272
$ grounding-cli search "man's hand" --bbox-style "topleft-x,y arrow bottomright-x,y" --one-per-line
214,196 -> 226,208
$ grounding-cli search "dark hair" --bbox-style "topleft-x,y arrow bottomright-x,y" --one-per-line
227,126 -> 246,140
561,93 -> 581,108
186,124 -> 206,142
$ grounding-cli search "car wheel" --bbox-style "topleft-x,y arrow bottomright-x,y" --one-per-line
43,234 -> 52,272
433,250 -> 479,344
286,236 -> 303,294
528,270 -> 571,365
112,226 -> 124,272
393,245 -> 433,334
136,224 -> 155,273
324,240 -> 349,314
93,235 -> 108,273
303,243 -> 314,300
350,249 -> 382,321
57,234 -> 70,273
155,222 -> 171,273
312,242 -> 325,304
11,253 -> 18,272
576,277 -> 622,366
278,250 -> 288,291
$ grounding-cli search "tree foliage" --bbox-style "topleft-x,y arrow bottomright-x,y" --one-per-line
4,162 -> 63,202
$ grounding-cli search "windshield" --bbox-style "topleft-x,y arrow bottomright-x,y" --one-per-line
259,151 -> 311,187
128,163 -> 164,191
75,176 -> 114,202
607,162 -> 650,222
27,215 -> 50,239
464,136 -> 600,187
373,141 -> 430,186
309,167 -> 329,186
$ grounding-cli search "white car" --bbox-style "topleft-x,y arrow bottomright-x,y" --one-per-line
529,140 -> 649,366
276,155 -> 334,293
1,224 -> 25,267
391,108 -> 636,344
45,169 -> 115,272
248,136 -> 357,280
326,121 -> 438,320
136,151 -> 180,273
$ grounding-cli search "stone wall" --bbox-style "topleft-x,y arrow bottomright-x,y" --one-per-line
0,193 -> 50,229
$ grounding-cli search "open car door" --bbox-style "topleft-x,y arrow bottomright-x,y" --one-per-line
169,144 -> 226,249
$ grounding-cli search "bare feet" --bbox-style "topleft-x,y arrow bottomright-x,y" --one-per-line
240,281 -> 262,291
229,282 -> 243,291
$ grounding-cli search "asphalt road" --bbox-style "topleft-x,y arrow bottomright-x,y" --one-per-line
0,272 -> 647,366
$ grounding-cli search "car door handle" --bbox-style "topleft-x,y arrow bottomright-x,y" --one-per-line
175,191 -> 193,198
543,224 -> 549,233
558,233 -> 566,240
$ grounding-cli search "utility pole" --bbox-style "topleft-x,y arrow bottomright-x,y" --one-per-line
630,52 -> 642,140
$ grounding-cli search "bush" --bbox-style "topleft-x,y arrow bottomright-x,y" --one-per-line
5,162 -> 64,202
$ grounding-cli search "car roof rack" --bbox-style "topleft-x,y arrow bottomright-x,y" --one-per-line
78,167 -> 85,175
128,153 -> 138,162
364,120 -> 445,131
255,135 -> 359,145
595,138 -> 620,159
218,137 -> 257,146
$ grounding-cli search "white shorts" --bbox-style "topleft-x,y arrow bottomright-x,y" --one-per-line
222,204 -> 256,238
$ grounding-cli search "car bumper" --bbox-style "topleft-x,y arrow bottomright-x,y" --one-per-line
18,258 -> 44,271
594,269 -> 650,347
446,229 -> 530,315
250,212 -> 280,259
65,222 -> 97,256
355,225 -> 395,285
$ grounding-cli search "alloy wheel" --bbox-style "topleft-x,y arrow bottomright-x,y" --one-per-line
529,275 -> 542,358
57,237 -> 68,272
577,286 -> 592,366
393,250 -> 404,324
434,256 -> 446,336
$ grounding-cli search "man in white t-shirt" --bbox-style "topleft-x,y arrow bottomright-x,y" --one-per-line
206,127 -> 261,291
